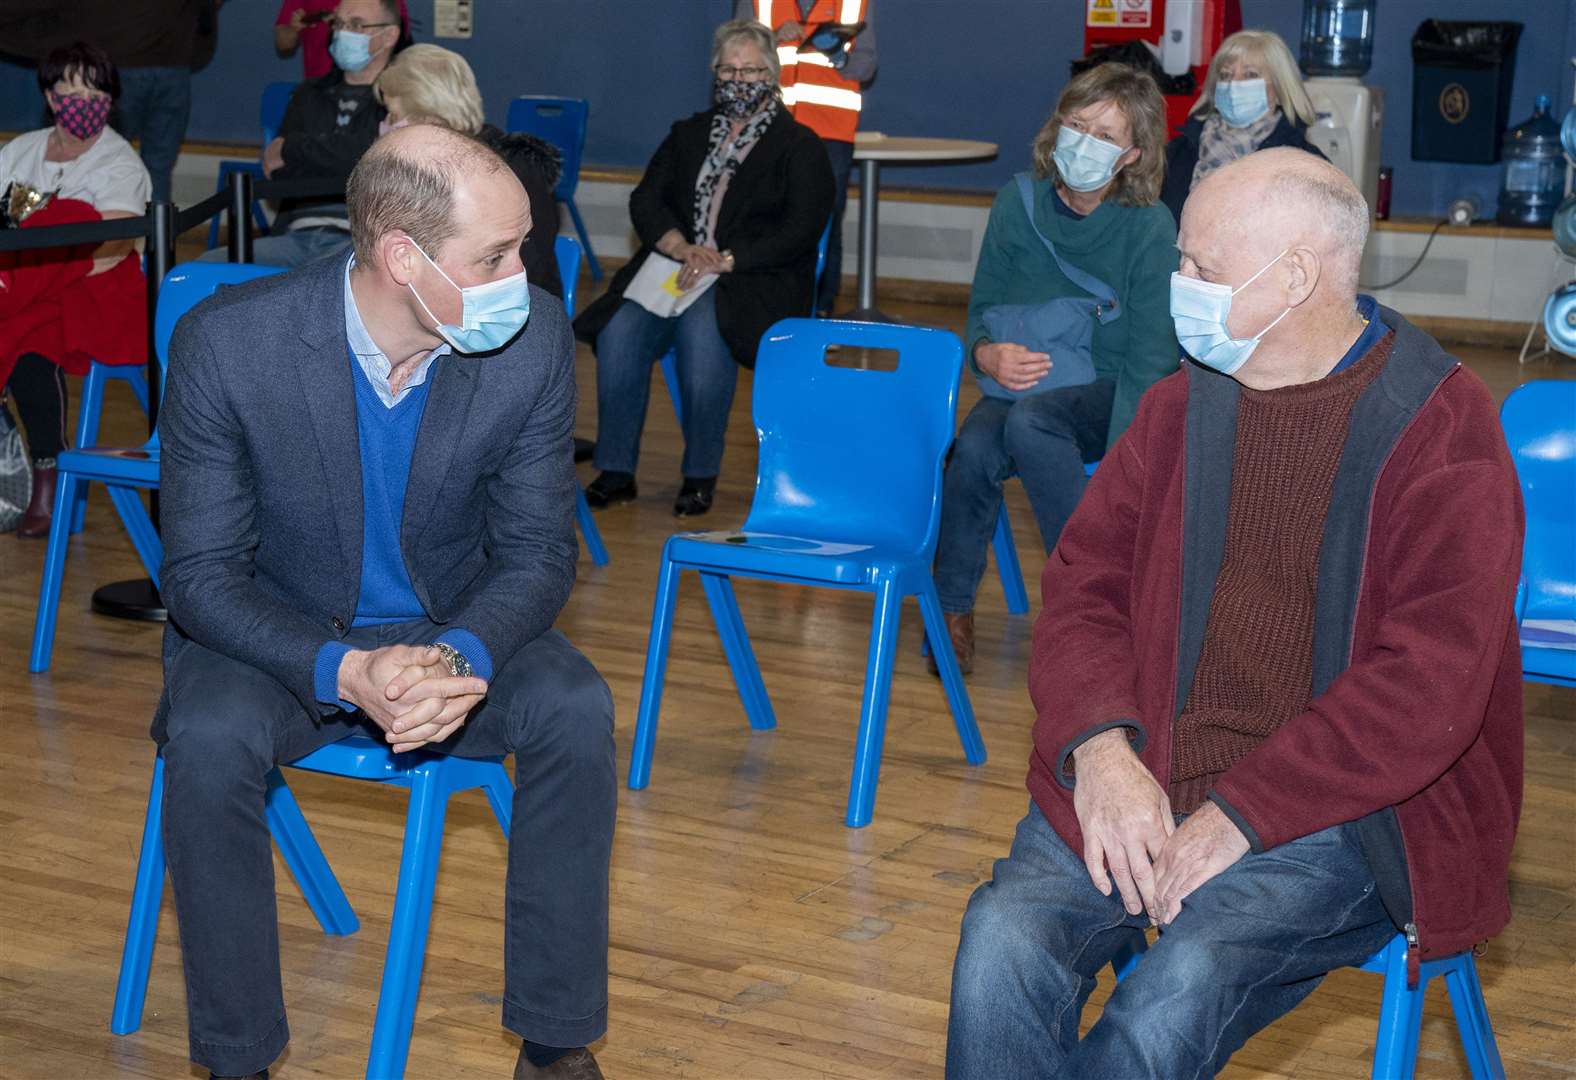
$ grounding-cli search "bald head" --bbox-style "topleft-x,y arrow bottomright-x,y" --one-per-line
1183,148 -> 1369,297
1175,147 -> 1377,388
347,122 -> 516,268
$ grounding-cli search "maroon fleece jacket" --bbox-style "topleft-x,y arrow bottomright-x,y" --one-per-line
1026,312 -> 1524,961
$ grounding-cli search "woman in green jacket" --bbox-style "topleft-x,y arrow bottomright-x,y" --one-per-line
933,63 -> 1178,674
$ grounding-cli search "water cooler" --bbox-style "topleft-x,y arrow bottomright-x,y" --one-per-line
1300,0 -> 1384,216
1304,82 -> 1384,214
1533,79 -> 1576,360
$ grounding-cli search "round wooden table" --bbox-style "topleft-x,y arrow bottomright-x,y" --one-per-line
846,133 -> 998,321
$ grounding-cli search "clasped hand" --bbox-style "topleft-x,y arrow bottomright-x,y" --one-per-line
337,645 -> 489,754
975,341 -> 1051,392
673,242 -> 729,291
1071,729 -> 1249,925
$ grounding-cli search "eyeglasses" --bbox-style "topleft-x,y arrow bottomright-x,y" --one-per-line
329,17 -> 395,32
715,65 -> 770,80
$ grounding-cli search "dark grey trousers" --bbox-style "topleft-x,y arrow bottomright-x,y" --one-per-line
157,622 -> 616,1076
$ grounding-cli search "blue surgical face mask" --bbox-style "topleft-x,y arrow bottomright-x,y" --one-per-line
1169,249 -> 1291,375
330,29 -> 374,73
1053,125 -> 1129,193
1215,78 -> 1271,128
407,241 -> 531,354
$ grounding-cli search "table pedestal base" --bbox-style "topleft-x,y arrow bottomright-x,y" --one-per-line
837,306 -> 897,323
92,578 -> 167,622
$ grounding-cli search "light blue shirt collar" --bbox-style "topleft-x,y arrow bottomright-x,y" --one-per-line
343,256 -> 451,409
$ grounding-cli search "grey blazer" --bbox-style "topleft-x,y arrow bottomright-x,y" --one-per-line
156,254 -> 578,723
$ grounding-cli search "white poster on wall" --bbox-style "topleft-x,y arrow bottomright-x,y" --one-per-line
435,0 -> 473,39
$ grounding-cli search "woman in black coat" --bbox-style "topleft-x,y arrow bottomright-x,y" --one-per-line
1160,30 -> 1326,225
573,19 -> 834,517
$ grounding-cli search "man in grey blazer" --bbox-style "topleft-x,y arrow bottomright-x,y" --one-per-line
156,124 -> 613,1080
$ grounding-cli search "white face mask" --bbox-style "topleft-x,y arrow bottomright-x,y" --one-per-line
1215,78 -> 1271,127
406,240 -> 531,354
1053,125 -> 1130,193
1169,249 -> 1291,375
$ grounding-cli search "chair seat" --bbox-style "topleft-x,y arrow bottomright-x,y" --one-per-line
58,443 -> 160,483
1521,618 -> 1576,684
1520,617 -> 1576,648
288,733 -> 508,790
666,529 -> 928,588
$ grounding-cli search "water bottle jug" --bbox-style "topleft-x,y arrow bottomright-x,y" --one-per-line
1300,0 -> 1376,78
1496,95 -> 1565,227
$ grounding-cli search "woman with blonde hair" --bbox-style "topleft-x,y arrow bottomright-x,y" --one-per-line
375,43 -> 564,297
1160,29 -> 1325,222
930,62 -> 1178,675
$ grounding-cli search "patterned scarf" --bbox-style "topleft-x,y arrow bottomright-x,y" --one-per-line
691,99 -> 778,248
1191,107 -> 1283,189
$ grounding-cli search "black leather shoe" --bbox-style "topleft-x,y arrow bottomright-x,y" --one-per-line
514,1046 -> 603,1079
673,476 -> 716,518
573,437 -> 595,463
585,471 -> 636,508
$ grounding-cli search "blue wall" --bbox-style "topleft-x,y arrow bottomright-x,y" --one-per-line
3,0 -> 1572,219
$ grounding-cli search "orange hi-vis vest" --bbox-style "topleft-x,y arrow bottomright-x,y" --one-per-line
753,0 -> 865,144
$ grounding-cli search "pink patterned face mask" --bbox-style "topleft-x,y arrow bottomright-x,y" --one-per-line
50,93 -> 112,141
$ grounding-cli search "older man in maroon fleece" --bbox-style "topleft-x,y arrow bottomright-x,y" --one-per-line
944,148 -> 1523,1080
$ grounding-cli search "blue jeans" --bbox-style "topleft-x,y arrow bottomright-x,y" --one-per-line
819,138 -> 853,313
196,226 -> 352,268
115,66 -> 192,204
933,379 -> 1114,612
157,623 -> 616,1076
946,802 -> 1395,1079
593,288 -> 737,479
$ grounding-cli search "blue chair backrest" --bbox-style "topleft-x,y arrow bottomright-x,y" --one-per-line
260,81 -> 296,146
741,319 -> 963,555
154,264 -> 287,397
1501,379 -> 1576,621
554,235 -> 582,317
813,218 -> 832,307
505,96 -> 588,201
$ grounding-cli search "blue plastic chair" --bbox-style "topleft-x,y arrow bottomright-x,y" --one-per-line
554,235 -> 608,567
29,263 -> 285,673
1501,380 -> 1576,687
507,96 -> 601,281
661,219 -> 833,426
1109,932 -> 1502,1077
207,81 -> 296,250
110,734 -> 514,1080
628,318 -> 984,828
1358,933 -> 1506,1078
990,460 -> 1101,616
65,363 -> 150,534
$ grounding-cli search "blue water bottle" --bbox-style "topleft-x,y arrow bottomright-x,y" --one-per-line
1300,0 -> 1376,78
1497,95 -> 1565,227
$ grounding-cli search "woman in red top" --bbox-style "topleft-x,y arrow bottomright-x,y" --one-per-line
1,42 -> 150,538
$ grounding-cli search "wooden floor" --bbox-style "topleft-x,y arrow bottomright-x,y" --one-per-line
3,281 -> 1574,1079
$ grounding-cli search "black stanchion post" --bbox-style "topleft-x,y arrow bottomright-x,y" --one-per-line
92,198 -> 175,623
227,169 -> 254,264
146,198 -> 175,435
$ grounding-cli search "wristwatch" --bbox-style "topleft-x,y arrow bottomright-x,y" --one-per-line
433,642 -> 473,678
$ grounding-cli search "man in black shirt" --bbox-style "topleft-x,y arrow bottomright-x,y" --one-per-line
200,0 -> 397,267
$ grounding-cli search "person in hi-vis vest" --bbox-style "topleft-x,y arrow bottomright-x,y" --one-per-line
736,0 -> 876,315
